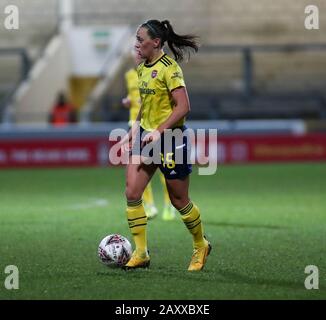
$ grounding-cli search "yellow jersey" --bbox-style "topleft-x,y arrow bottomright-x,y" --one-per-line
125,68 -> 141,126
137,53 -> 186,131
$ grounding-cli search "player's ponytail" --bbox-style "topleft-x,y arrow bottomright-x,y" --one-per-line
161,20 -> 199,62
141,20 -> 199,62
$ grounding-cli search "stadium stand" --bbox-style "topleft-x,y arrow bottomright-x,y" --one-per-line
76,0 -> 326,121
0,0 -> 326,123
0,0 -> 58,122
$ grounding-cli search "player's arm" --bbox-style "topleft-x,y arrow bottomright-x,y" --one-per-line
157,86 -> 190,133
157,63 -> 189,132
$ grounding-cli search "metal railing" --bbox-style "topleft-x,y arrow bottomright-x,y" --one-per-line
0,20 -> 60,124
0,48 -> 32,122
2,43 -> 326,123
200,43 -> 326,98
90,43 -> 326,121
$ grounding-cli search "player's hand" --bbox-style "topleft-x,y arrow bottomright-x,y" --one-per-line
121,140 -> 132,155
117,134 -> 132,157
122,97 -> 131,108
141,130 -> 161,148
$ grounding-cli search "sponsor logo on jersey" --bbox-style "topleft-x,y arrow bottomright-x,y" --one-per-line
171,71 -> 182,80
139,88 -> 156,95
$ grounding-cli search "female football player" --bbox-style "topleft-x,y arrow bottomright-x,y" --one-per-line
120,20 -> 211,271
122,50 -> 176,221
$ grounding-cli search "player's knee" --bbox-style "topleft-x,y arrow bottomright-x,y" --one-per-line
169,196 -> 189,211
125,186 -> 142,202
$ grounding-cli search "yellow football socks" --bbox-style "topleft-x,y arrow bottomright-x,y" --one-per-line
179,201 -> 206,249
126,199 -> 148,254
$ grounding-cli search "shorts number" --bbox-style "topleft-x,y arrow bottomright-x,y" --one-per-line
161,152 -> 175,169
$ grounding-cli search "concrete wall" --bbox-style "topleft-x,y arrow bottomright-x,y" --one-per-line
12,35 -> 71,123
74,0 -> 326,93
74,0 -> 326,44
1,0 -> 326,117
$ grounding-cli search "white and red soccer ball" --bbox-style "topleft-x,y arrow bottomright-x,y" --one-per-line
98,234 -> 132,268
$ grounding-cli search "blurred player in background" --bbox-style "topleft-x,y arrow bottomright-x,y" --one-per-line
119,20 -> 211,271
122,50 -> 176,221
49,92 -> 77,127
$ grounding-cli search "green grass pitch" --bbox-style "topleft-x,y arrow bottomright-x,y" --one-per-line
0,163 -> 325,300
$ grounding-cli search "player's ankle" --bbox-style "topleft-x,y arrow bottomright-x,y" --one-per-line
193,239 -> 207,249
135,248 -> 149,257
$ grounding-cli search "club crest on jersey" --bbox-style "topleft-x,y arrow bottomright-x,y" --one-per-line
151,70 -> 158,78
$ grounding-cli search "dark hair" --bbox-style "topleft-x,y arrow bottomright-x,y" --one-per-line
141,20 -> 199,62
57,92 -> 67,106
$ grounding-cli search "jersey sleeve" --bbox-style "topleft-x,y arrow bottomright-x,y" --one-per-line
164,63 -> 185,92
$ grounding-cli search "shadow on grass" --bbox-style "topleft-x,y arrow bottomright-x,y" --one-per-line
149,267 -> 303,291
95,265 -> 307,296
216,268 -> 303,290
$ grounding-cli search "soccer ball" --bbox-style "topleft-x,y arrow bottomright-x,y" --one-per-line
98,234 -> 132,267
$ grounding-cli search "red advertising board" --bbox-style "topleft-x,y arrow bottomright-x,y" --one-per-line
0,133 -> 325,168
0,139 -> 109,168
214,133 -> 326,164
